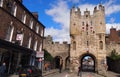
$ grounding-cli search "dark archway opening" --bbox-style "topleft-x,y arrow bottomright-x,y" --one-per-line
65,56 -> 70,70
81,54 -> 96,72
54,56 -> 62,69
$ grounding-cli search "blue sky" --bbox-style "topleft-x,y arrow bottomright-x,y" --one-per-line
23,0 -> 120,43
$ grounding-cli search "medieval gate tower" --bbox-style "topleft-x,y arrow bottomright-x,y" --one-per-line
70,4 -> 107,75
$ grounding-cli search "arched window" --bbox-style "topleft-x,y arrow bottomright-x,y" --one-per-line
34,40 -> 38,51
0,0 -> 3,7
5,23 -> 14,41
100,41 -> 103,49
73,41 -> 76,50
28,37 -> 32,48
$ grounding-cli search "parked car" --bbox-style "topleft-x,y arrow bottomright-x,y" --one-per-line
18,66 -> 42,77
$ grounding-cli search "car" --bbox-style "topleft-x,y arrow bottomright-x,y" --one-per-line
18,66 -> 42,77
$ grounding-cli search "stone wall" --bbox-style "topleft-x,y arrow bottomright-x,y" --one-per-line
43,35 -> 70,69
106,43 -> 120,56
107,57 -> 120,73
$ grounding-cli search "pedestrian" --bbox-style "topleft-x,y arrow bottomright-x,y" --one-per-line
59,59 -> 63,73
48,62 -> 51,72
0,62 -> 6,77
78,64 -> 82,77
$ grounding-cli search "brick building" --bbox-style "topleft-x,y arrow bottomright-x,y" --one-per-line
106,27 -> 120,55
0,0 -> 45,74
106,27 -> 120,44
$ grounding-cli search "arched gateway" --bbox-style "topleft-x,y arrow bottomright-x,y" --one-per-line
69,4 -> 107,76
80,53 -> 96,72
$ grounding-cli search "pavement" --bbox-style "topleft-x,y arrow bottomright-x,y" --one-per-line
9,70 -> 120,77
9,69 -> 59,77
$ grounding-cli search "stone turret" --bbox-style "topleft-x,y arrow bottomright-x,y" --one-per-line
84,8 -> 90,17
93,4 -> 105,13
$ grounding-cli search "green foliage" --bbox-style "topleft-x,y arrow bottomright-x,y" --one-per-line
110,49 -> 120,60
43,49 -> 53,61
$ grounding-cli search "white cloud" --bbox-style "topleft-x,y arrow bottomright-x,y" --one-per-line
44,27 -> 70,43
45,0 -> 70,43
110,17 -> 115,23
78,4 -> 95,15
68,0 -> 80,3
104,0 -> 120,16
44,0 -> 120,43
106,23 -> 120,34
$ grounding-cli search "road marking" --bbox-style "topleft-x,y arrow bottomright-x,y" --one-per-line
65,74 -> 68,77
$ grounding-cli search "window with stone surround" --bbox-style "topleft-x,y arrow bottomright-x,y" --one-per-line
0,0 -> 3,7
34,40 -> 38,51
21,11 -> 26,24
5,22 -> 14,42
29,19 -> 33,29
41,28 -> 43,36
28,37 -> 32,48
87,41 -> 89,46
36,24 -> 39,33
82,22 -> 84,26
11,2 -> 17,16
39,43 -> 42,52
73,41 -> 76,50
99,34 -> 102,40
91,21 -> 92,25
100,41 -> 103,50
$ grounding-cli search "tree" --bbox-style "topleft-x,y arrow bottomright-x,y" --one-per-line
110,49 -> 120,60
43,49 -> 53,61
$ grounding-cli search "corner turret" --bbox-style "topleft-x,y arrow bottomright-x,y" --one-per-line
93,4 -> 105,13
84,8 -> 90,18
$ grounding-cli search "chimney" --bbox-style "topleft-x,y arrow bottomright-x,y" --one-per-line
110,27 -> 119,42
18,0 -> 23,3
32,12 -> 38,19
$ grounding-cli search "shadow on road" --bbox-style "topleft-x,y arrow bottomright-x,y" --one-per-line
116,75 -> 120,77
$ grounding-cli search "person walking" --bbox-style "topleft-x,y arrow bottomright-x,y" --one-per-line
59,59 -> 63,73
78,64 -> 82,77
0,62 -> 6,77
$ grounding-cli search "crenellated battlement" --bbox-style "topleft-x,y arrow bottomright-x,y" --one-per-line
44,35 -> 68,45
93,4 -> 105,13
70,4 -> 104,16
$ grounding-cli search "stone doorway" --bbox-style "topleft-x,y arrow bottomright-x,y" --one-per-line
80,53 -> 96,72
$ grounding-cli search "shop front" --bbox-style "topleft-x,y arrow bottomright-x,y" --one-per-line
0,39 -> 36,74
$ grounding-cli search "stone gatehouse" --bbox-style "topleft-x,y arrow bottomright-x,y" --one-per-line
43,3 -> 120,76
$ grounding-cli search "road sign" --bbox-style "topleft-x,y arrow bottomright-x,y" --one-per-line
36,51 -> 44,58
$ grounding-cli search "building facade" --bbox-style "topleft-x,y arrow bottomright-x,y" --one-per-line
69,4 -> 107,75
0,0 -> 45,74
